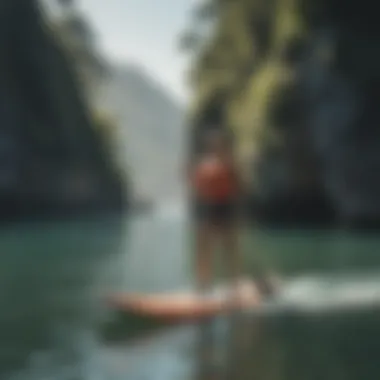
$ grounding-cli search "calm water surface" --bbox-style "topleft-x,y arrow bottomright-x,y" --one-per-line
1,204 -> 380,379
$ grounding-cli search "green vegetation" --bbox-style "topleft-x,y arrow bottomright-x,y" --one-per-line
50,6 -> 128,189
50,12 -> 105,104
184,0 -> 310,167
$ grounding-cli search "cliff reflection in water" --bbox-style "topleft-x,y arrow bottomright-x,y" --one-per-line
245,274 -> 380,380
0,217 -> 126,379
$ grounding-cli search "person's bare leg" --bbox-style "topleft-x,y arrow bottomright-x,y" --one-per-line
195,222 -> 215,295
221,223 -> 242,304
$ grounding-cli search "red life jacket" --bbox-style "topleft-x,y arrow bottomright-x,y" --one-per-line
192,157 -> 238,202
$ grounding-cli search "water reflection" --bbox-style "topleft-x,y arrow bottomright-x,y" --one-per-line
193,275 -> 380,380
0,218 -> 126,379
2,208 -> 380,379
192,314 -> 258,380
195,322 -> 219,380
102,317 -> 242,380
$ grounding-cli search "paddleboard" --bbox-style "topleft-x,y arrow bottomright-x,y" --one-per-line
107,278 -> 261,323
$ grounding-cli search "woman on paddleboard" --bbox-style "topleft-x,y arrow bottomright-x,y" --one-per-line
189,129 -> 244,296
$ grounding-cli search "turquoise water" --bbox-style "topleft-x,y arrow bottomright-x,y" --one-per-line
1,207 -> 380,379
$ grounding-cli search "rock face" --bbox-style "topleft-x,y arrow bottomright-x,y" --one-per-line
103,65 -> 185,202
187,0 -> 380,228
0,0 -> 126,221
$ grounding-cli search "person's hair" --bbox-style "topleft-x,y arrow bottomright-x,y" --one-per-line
202,129 -> 233,151
205,128 -> 228,142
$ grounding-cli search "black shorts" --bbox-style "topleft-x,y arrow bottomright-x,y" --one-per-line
194,200 -> 237,226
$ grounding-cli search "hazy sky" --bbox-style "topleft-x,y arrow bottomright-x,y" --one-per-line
78,0 -> 195,103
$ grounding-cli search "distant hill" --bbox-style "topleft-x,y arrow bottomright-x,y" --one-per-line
101,64 -> 186,202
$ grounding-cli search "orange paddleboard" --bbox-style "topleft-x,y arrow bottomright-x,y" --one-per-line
107,279 -> 261,323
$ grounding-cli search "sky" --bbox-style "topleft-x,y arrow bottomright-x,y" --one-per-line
77,0 -> 196,103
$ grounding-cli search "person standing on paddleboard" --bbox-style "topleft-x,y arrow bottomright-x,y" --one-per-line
189,129 -> 245,298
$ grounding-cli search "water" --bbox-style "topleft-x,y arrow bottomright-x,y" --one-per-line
0,208 -> 194,380
1,205 -> 380,379
0,218 -> 128,379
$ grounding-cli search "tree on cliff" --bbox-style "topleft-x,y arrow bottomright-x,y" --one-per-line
47,0 -> 128,206
182,0 -> 337,226
0,0 -> 128,215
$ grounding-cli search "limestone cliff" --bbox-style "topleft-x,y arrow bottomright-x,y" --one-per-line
185,0 -> 380,227
0,0 -> 127,221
